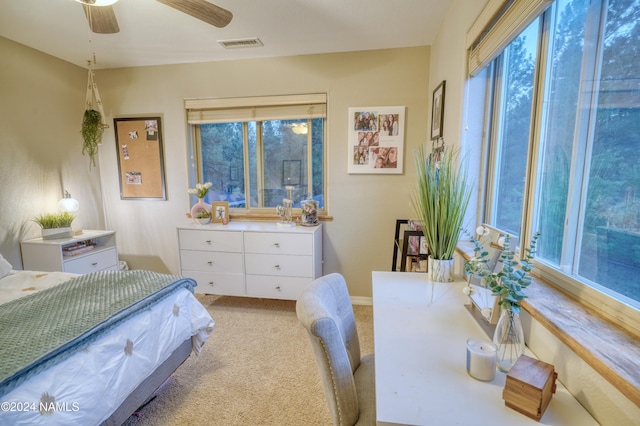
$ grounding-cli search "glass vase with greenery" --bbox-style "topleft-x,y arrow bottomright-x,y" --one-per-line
465,229 -> 540,371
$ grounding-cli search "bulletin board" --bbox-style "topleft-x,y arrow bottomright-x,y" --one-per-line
114,117 -> 166,200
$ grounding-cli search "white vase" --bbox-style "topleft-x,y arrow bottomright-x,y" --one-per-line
427,256 -> 454,282
493,308 -> 525,372
190,198 -> 212,223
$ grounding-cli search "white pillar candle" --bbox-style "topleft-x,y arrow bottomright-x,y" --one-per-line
466,338 -> 497,381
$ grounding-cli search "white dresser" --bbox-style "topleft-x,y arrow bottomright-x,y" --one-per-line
177,222 -> 322,300
21,230 -> 118,274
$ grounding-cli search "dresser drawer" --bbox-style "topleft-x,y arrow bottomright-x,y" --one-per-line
244,232 -> 312,255
180,250 -> 244,273
63,247 -> 118,274
246,275 -> 311,300
179,229 -> 243,253
182,271 -> 245,296
245,253 -> 312,277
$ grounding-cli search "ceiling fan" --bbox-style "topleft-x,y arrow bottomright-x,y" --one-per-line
77,0 -> 233,34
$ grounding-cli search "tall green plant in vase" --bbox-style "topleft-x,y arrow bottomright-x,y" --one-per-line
412,145 -> 472,282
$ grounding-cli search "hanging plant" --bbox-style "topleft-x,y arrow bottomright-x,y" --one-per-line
82,109 -> 104,167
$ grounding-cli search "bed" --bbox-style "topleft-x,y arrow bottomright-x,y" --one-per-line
0,255 -> 215,426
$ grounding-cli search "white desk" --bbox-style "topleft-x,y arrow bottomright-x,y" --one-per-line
372,271 -> 598,426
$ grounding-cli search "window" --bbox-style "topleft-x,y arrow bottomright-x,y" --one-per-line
186,94 -> 326,214
487,21 -> 539,236
477,0 -> 640,330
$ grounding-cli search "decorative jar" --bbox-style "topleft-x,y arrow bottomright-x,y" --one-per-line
190,198 -> 212,223
301,197 -> 318,226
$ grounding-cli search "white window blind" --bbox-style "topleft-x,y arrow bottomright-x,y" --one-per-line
185,93 -> 327,124
467,0 -> 554,77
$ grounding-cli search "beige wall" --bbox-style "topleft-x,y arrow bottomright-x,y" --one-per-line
95,47 -> 431,297
0,37 -> 106,268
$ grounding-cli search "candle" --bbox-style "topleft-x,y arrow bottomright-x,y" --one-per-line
466,338 -> 497,381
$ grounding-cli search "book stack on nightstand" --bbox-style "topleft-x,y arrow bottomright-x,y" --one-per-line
21,230 -> 118,274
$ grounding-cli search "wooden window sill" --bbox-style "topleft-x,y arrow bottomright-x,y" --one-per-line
522,276 -> 640,408
456,243 -> 640,408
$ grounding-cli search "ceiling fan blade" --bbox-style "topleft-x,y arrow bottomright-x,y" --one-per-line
156,0 -> 233,28
82,5 -> 120,34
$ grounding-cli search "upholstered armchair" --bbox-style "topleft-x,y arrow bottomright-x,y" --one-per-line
296,273 -> 376,426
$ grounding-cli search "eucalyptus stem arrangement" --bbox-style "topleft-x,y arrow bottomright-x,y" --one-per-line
465,229 -> 541,314
465,228 -> 541,371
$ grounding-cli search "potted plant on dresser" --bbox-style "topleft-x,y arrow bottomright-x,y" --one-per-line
412,145 -> 471,282
33,212 -> 76,240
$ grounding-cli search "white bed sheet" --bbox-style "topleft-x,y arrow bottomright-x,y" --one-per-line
0,271 -> 215,425
0,270 -> 81,305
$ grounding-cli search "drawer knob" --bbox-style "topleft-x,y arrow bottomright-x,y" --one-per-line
208,281 -> 214,286
205,240 -> 212,244
274,264 -> 281,270
92,262 -> 98,266
275,285 -> 281,291
273,242 -> 280,248
207,261 -> 213,265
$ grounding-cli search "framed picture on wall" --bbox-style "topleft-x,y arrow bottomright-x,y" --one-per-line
114,116 -> 166,200
431,80 -> 446,140
347,106 -> 405,174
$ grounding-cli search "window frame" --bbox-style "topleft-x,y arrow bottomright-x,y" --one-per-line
186,94 -> 328,218
476,0 -> 640,335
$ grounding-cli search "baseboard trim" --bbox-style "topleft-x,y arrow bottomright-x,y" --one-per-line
351,296 -> 372,306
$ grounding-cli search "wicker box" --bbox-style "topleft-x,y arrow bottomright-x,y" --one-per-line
503,355 -> 557,421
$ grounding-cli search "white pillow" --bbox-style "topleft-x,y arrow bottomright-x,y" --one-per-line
0,254 -> 12,279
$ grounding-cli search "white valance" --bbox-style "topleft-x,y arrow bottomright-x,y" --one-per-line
467,0 -> 554,77
185,93 -> 327,124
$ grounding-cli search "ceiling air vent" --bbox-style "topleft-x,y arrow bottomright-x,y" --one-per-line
218,37 -> 264,49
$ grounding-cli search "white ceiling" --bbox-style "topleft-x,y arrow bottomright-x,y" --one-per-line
0,0 -> 453,70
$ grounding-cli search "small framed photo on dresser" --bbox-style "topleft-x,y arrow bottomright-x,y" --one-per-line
212,202 -> 229,223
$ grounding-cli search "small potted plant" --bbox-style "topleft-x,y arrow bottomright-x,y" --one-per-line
465,227 -> 540,371
33,212 -> 76,240
193,208 -> 211,225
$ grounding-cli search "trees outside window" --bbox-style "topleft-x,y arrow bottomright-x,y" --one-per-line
483,0 -> 640,310
196,118 -> 325,212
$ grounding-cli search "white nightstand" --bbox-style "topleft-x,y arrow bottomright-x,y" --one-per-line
21,230 -> 118,274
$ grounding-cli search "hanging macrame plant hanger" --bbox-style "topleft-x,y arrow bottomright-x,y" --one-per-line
85,61 -> 107,127
82,60 -> 108,167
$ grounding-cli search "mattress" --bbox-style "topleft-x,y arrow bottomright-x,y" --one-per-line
0,270 -> 214,425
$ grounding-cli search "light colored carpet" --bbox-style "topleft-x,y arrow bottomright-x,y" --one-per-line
122,294 -> 374,426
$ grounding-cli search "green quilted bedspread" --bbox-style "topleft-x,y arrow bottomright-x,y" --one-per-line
0,269 -> 195,396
